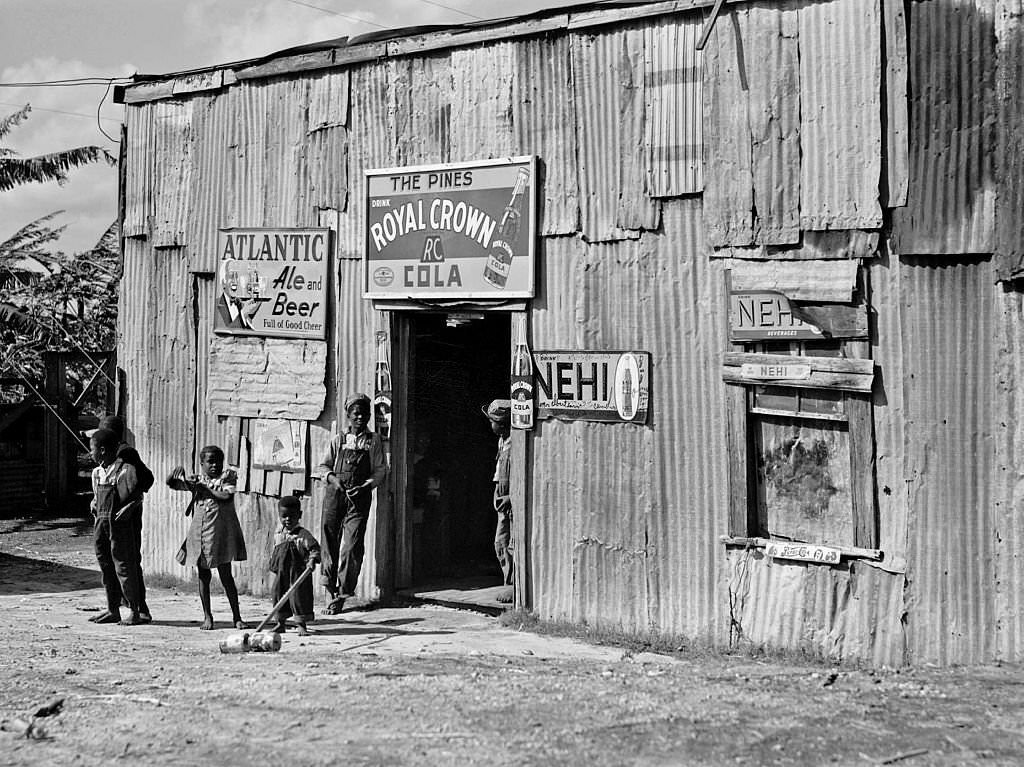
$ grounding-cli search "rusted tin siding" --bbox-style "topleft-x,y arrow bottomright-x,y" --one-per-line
995,0 -> 1024,278
528,199 -> 730,638
900,256 -> 995,665
450,42 -> 517,160
571,25 -> 661,243
514,35 -> 579,236
726,551 -> 907,666
994,285 -> 1024,662
798,0 -> 882,231
118,240 -> 197,577
642,15 -> 703,197
893,0 -> 996,255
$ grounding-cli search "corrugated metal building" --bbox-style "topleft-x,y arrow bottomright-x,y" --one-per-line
112,0 -> 1024,666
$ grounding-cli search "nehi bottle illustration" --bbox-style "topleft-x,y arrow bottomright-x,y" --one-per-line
374,331 -> 393,440
510,338 -> 534,430
621,367 -> 633,419
483,166 -> 530,289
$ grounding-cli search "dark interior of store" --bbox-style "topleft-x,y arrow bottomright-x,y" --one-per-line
407,312 -> 511,589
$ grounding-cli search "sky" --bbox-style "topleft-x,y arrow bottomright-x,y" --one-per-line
0,0 -> 558,256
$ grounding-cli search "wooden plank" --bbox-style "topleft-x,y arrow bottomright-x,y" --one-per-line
121,80 -> 174,104
387,16 -> 569,57
881,0 -> 909,207
747,1 -> 800,245
847,394 -> 878,548
171,70 -> 224,96
235,50 -> 335,81
723,352 -> 874,376
720,535 -> 883,561
237,435 -> 250,493
569,0 -> 732,30
702,6 -> 754,247
265,470 -> 284,499
724,383 -> 753,536
722,367 -> 873,393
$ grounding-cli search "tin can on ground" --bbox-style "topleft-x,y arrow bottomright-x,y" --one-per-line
219,633 -> 250,653
249,631 -> 282,652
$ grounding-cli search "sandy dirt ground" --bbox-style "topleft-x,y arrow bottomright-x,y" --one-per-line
2,516 -> 1024,767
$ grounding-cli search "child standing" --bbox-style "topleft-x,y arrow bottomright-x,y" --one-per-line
167,445 -> 247,630
270,496 -> 321,636
89,428 -> 144,626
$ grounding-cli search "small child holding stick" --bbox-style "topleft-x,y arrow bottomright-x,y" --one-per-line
270,496 -> 321,636
167,445 -> 247,630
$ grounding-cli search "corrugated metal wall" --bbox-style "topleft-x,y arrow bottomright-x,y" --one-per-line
117,0 -> 1024,664
899,255 -> 996,664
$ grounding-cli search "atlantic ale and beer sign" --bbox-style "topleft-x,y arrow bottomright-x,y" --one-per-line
214,227 -> 331,340
534,351 -> 650,424
363,157 -> 537,299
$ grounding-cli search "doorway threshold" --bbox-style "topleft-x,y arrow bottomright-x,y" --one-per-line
397,576 -> 511,616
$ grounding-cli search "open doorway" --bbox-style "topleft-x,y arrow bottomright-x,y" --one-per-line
401,311 -> 511,607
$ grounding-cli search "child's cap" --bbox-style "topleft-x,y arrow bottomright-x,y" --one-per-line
278,496 -> 302,513
90,428 -> 119,449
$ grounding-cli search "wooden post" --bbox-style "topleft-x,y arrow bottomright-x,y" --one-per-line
42,352 -> 71,511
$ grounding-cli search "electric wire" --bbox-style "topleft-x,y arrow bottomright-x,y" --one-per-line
280,0 -> 390,28
0,100 -> 121,124
95,81 -> 117,142
414,0 -> 483,20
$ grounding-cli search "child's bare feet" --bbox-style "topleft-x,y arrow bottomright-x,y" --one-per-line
90,610 -> 121,624
296,623 -> 309,636
233,619 -> 246,630
119,612 -> 144,626
199,615 -> 215,630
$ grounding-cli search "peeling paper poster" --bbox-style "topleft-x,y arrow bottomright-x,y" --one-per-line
251,419 -> 307,473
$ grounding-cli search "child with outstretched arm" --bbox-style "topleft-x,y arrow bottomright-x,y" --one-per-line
167,445 -> 247,630
270,496 -> 321,636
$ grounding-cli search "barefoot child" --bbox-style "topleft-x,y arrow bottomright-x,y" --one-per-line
167,446 -> 247,630
270,496 -> 321,636
89,428 -> 144,626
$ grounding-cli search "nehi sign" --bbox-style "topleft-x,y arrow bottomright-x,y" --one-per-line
214,228 -> 331,340
364,157 -> 536,299
534,350 -> 650,424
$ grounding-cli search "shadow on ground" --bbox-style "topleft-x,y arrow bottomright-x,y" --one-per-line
0,552 -> 98,594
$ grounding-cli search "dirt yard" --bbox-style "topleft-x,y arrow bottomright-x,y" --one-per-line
2,515 -> 1023,767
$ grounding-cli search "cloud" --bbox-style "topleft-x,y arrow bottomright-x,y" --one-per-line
0,58 -> 125,253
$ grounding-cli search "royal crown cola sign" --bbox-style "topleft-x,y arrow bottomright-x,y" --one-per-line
364,157 -> 537,299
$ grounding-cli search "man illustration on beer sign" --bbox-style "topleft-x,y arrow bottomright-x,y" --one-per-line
364,157 -> 536,299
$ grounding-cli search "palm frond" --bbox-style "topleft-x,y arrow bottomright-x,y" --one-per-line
0,302 -> 43,336
0,105 -> 30,141
0,146 -> 116,192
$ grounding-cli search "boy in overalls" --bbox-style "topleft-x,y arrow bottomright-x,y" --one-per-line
88,428 -> 143,626
317,393 -> 387,614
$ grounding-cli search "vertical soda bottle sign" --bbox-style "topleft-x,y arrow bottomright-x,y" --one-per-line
510,333 -> 534,430
374,330 -> 392,440
483,166 -> 531,289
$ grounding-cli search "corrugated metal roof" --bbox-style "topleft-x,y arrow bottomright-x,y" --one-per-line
571,25 -> 661,243
900,255 -> 995,665
642,14 -> 704,197
798,0 -> 882,231
892,0 -> 996,254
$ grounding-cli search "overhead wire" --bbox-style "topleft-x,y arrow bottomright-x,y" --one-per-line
414,0 -> 483,20
281,0 -> 390,28
95,81 -> 118,142
0,100 -> 121,124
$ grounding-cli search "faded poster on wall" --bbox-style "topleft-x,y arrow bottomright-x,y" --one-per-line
251,419 -> 307,473
364,157 -> 536,299
214,228 -> 331,340
534,351 -> 650,424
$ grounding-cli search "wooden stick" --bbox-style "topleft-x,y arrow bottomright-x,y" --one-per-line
253,561 -> 317,633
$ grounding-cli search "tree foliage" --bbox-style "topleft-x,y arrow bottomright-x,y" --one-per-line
0,105 -> 115,192
1,105 -> 119,407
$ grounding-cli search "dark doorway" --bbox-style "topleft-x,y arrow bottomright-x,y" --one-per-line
404,312 -> 510,605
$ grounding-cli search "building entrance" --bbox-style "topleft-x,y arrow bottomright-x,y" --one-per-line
400,312 -> 511,610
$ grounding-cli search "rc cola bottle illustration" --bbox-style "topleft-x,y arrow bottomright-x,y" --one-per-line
483,167 -> 530,289
374,331 -> 393,440
510,338 -> 534,430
